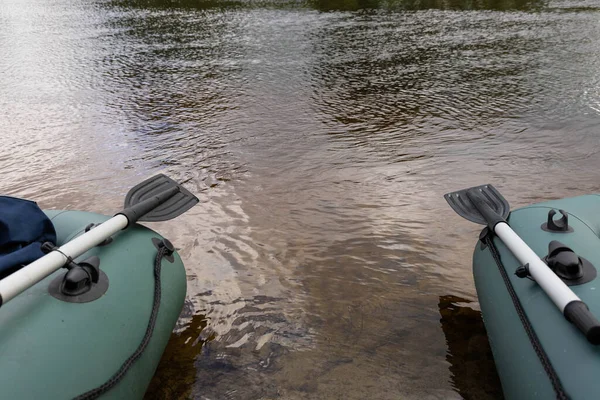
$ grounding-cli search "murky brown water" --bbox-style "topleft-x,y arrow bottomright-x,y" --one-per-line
2,0 -> 600,398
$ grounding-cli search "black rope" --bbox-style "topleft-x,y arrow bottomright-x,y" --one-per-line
485,235 -> 569,400
73,246 -> 168,400
41,242 -> 76,268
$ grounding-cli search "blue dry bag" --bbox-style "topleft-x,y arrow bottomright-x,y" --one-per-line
0,196 -> 56,278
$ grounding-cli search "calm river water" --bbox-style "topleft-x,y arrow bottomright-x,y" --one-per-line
2,0 -> 600,398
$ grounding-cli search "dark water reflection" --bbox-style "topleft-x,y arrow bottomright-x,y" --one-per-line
439,296 -> 503,400
2,0 -> 600,398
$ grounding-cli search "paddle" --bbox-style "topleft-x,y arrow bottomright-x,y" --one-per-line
0,174 -> 199,307
445,184 -> 600,345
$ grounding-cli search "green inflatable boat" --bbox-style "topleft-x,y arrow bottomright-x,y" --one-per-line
446,185 -> 600,400
0,175 -> 198,399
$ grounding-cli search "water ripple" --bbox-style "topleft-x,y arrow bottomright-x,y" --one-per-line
3,0 -> 600,399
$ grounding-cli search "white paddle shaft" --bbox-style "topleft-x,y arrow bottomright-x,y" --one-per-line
0,214 -> 128,305
495,222 -> 580,311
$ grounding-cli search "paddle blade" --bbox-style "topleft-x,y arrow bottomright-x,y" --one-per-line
123,174 -> 199,222
444,184 -> 510,225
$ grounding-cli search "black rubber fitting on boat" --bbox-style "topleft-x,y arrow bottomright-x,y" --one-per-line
542,209 -> 574,233
544,241 -> 596,286
84,223 -> 113,246
564,300 -> 600,345
41,242 -> 55,254
48,256 -> 109,303
515,263 -> 530,279
160,239 -> 175,256
152,238 -> 175,263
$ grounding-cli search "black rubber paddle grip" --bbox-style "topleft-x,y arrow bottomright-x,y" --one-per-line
466,189 -> 507,230
564,300 -> 600,345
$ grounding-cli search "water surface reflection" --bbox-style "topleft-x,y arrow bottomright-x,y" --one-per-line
439,296 -> 503,400
2,0 -> 600,399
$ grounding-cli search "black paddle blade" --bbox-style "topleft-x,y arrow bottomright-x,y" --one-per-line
123,174 -> 199,222
444,184 -> 510,225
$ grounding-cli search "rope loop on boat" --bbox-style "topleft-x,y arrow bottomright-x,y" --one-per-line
484,233 -> 569,400
72,244 -> 169,400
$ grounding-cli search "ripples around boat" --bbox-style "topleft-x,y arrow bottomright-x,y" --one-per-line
2,0 -> 600,398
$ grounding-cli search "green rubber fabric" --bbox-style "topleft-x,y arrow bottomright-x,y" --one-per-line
473,194 -> 600,400
0,210 -> 187,399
